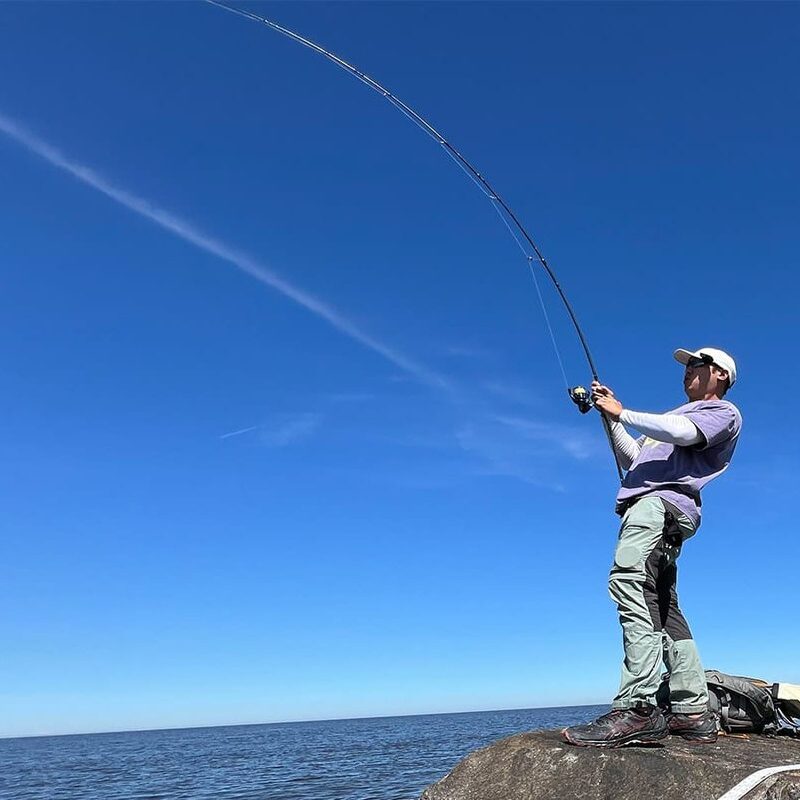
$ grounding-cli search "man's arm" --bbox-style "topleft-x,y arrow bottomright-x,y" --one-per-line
618,409 -> 703,446
591,381 -> 704,447
607,420 -> 641,470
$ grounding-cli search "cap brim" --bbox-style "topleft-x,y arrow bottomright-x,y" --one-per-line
673,348 -> 696,365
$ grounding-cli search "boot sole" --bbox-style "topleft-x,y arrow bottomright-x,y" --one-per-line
672,732 -> 718,743
562,728 -> 668,748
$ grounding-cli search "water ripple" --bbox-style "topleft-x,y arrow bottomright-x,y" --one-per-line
0,705 -> 605,800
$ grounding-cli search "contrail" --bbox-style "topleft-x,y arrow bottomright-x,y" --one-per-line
219,425 -> 260,440
0,112 -> 451,393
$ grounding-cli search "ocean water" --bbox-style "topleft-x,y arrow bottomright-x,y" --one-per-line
0,705 -> 607,800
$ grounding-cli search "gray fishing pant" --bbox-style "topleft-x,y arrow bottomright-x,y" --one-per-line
609,496 -> 709,713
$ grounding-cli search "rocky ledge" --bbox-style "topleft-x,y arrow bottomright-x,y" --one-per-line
420,730 -> 800,800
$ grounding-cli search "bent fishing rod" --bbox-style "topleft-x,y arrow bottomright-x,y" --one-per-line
204,0 -> 625,482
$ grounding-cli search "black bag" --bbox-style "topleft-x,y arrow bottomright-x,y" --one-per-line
705,670 -> 778,734
773,683 -> 800,736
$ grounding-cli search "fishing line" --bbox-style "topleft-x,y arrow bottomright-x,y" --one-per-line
203,0 -> 624,481
436,141 -> 570,388
490,204 -> 570,390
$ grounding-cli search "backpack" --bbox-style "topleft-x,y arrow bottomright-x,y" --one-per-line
705,671 -> 800,736
705,670 -> 777,733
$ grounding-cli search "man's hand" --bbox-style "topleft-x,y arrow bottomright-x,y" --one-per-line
591,381 -> 623,422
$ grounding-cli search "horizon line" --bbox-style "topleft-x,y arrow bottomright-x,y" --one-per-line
0,700 -> 609,742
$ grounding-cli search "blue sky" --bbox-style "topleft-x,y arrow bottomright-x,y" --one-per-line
1,2 -> 797,738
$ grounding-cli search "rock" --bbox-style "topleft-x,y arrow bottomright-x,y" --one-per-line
419,730 -> 800,800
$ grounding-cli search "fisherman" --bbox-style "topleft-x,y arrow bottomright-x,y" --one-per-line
563,347 -> 741,748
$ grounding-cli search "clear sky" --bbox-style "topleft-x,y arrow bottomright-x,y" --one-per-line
1,1 -> 798,738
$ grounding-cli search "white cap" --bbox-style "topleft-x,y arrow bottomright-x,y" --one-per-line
674,347 -> 737,387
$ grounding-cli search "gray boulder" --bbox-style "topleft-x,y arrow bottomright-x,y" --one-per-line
420,730 -> 800,800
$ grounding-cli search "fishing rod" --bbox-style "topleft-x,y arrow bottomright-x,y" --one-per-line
203,0 -> 625,482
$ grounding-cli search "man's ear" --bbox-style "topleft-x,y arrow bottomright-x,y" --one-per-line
713,367 -> 730,396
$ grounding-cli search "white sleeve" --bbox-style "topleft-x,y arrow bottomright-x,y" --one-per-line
607,420 -> 641,470
619,409 -> 704,446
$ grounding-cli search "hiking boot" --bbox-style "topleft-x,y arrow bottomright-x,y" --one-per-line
666,710 -> 718,743
562,706 -> 668,748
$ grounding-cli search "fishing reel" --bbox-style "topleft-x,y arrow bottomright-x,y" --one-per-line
568,385 -> 594,414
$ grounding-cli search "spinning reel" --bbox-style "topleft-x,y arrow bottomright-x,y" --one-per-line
568,385 -> 594,414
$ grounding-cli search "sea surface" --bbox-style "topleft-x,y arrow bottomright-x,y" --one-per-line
0,704 -> 607,800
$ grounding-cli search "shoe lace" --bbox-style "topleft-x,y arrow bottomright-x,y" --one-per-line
596,709 -> 627,723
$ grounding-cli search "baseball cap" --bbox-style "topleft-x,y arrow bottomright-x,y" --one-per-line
673,347 -> 737,387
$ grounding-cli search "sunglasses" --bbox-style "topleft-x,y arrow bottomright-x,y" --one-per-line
686,355 -> 714,369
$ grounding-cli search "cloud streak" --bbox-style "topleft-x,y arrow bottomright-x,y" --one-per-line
0,112 -> 451,394
219,425 -> 260,440
0,112 -> 603,490
220,414 -> 322,446
258,413 -> 322,447
492,415 -> 597,461
453,412 -> 603,489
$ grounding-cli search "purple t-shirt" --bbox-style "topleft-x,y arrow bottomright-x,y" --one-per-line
615,399 -> 742,529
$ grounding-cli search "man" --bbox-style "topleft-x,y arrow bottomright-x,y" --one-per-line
563,347 -> 742,748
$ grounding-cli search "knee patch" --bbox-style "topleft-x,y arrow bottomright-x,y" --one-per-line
614,543 -> 643,570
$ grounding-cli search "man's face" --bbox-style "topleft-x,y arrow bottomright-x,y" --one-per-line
683,357 -> 729,401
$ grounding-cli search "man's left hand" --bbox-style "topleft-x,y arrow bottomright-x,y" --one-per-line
591,381 -> 623,422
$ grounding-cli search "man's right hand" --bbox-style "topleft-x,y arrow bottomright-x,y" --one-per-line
591,381 -> 615,399
592,381 -> 623,421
